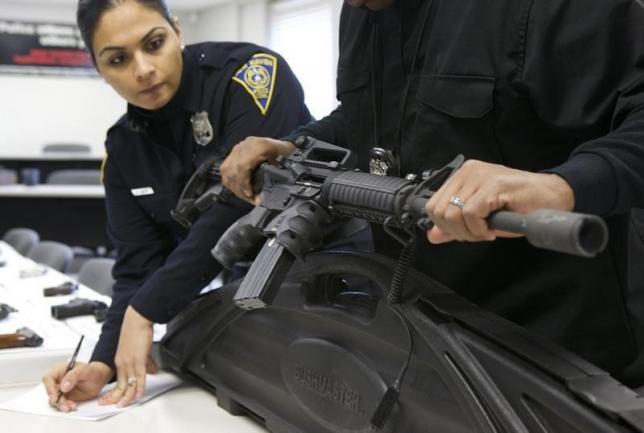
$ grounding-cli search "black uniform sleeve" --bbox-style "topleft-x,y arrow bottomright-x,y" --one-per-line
127,198 -> 251,324
90,148 -> 175,368
219,52 -> 313,151
281,105 -> 349,147
525,0 -> 644,216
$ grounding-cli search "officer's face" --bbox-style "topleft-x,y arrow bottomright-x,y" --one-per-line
92,1 -> 183,110
345,0 -> 395,10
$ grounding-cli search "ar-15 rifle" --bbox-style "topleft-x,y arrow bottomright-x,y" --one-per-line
201,136 -> 607,311
0,327 -> 43,349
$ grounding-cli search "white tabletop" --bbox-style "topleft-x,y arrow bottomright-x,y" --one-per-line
0,383 -> 267,433
0,184 -> 104,198
0,242 -> 267,433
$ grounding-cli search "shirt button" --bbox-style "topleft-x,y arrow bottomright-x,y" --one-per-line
200,53 -> 205,60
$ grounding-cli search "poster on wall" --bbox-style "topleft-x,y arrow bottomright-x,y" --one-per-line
0,19 -> 97,77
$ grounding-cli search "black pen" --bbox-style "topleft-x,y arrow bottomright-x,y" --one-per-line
56,335 -> 84,404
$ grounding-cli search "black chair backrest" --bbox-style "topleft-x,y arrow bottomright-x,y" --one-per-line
77,258 -> 115,297
27,241 -> 73,273
46,169 -> 101,185
0,167 -> 18,185
42,143 -> 91,154
3,228 -> 40,255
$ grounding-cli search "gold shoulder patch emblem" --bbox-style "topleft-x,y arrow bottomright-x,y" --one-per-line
232,53 -> 278,115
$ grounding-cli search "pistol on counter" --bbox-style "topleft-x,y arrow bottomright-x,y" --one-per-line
51,298 -> 108,322
0,303 -> 17,321
0,327 -> 43,349
43,281 -> 79,297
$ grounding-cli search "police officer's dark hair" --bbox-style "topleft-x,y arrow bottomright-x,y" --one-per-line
77,0 -> 175,64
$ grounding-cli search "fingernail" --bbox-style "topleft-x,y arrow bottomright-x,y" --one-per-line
60,381 -> 71,391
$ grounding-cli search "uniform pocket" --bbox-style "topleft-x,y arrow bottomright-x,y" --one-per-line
411,74 -> 502,165
417,74 -> 495,118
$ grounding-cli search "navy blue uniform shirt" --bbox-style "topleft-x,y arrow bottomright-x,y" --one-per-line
284,1 -> 644,384
92,42 -> 311,369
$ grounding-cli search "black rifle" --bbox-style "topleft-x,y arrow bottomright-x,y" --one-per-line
51,298 -> 108,321
43,281 -> 79,297
204,137 -> 607,310
171,156 -> 232,228
0,303 -> 17,321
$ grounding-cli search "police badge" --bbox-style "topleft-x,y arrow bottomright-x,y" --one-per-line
369,147 -> 400,176
190,111 -> 214,146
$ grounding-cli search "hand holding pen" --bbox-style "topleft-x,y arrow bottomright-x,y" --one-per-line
42,335 -> 115,412
55,335 -> 84,404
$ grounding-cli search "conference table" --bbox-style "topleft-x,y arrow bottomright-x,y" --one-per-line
0,241 -> 268,433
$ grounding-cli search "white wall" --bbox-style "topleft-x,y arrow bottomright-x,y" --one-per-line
0,2 -> 76,24
0,75 -> 125,158
177,0 -> 268,45
0,0 -> 269,159
0,3 -> 125,158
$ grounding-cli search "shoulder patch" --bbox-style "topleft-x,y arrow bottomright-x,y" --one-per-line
232,53 -> 278,115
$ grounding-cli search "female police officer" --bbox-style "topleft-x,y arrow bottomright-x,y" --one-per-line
42,0 -> 311,411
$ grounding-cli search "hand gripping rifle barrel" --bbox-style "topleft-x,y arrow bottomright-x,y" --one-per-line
322,170 -> 608,258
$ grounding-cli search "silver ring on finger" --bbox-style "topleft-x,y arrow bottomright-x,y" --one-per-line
449,195 -> 465,209
127,377 -> 137,387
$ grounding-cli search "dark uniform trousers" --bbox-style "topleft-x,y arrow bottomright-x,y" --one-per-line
92,42 -> 312,368
285,1 -> 644,385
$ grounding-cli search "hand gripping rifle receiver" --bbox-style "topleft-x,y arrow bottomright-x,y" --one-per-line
205,136 -> 608,310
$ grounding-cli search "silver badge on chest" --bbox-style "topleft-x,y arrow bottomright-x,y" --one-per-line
369,147 -> 400,177
190,111 -> 213,146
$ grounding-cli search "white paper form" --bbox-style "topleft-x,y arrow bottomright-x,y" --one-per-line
0,372 -> 182,421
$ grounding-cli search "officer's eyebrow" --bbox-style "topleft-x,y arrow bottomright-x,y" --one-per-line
98,27 -> 165,58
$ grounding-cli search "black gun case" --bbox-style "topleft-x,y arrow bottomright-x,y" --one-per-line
160,251 -> 644,433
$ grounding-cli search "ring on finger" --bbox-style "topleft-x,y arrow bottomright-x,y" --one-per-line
449,195 -> 465,209
127,377 -> 137,387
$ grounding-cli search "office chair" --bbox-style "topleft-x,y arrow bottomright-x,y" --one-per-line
2,227 -> 40,255
46,169 -> 101,185
27,241 -> 73,273
77,258 -> 115,297
41,143 -> 91,154
0,167 -> 18,185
